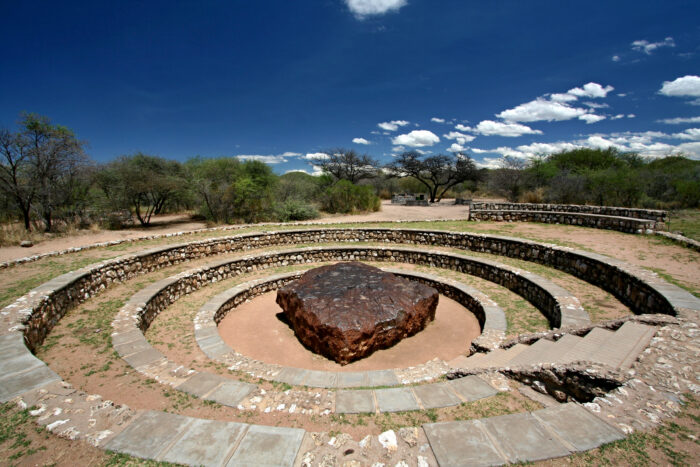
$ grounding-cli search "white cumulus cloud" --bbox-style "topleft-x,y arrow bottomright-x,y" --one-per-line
378,120 -> 410,131
302,152 -> 329,160
660,75 -> 700,97
579,114 -> 606,124
431,117 -> 446,123
352,137 -> 370,145
658,116 -> 700,124
392,130 -> 440,147
632,37 -> 675,55
447,143 -> 468,153
497,98 -> 588,122
673,128 -> 700,140
470,120 -> 543,137
550,93 -> 578,103
443,131 -> 476,145
567,82 -> 615,98
345,0 -> 407,18
236,155 -> 289,164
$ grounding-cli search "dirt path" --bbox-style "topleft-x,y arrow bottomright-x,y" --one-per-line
0,200 -> 469,262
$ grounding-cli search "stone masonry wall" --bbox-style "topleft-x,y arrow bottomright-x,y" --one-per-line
469,210 -> 656,233
2,228 -> 682,353
469,202 -> 667,222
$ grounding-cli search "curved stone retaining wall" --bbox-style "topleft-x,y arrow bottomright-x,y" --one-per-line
4,228 -> 696,353
469,202 -> 667,222
118,246 -> 585,337
470,210 -> 656,233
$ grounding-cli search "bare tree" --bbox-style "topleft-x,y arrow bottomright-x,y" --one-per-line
310,149 -> 378,183
386,151 -> 480,203
0,114 -> 88,231
22,114 -> 88,231
488,156 -> 528,202
0,129 -> 35,230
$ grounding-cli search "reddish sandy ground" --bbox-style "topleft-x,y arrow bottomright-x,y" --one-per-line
218,291 -> 480,371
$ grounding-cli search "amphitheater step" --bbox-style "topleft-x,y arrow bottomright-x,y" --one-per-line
424,402 -> 624,466
508,338 -> 557,367
549,334 -> 584,364
556,327 -> 615,364
589,322 -> 656,369
481,344 -> 529,368
105,410 -> 305,467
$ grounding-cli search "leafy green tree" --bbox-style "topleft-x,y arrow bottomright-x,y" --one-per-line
97,153 -> 186,226
320,180 -> 380,213
185,156 -> 243,222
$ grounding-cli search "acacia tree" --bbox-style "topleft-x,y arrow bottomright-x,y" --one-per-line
386,151 -> 480,202
0,113 -> 88,231
97,153 -> 186,226
310,149 -> 378,183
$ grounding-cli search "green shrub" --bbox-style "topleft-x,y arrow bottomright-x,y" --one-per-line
274,200 -> 320,221
320,180 -> 381,214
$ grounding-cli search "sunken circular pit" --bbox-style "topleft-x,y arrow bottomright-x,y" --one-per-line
0,224 -> 697,467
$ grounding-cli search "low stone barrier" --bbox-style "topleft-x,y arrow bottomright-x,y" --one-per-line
115,246 -> 587,341
654,231 -> 700,252
3,228 -> 697,355
195,268 -> 508,358
470,210 -> 657,233
469,202 -> 667,223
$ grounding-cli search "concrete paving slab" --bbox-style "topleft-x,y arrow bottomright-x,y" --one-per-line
160,418 -> 248,466
123,347 -> 165,368
227,424 -> 305,467
197,334 -> 224,350
413,382 -> 462,409
176,372 -> 226,397
110,329 -> 145,346
194,326 -> 219,341
424,419 -> 506,466
206,380 -> 256,407
481,412 -> 570,463
533,403 -> 624,452
302,370 -> 337,388
274,367 -> 308,386
104,411 -> 192,460
0,333 -> 28,359
201,342 -> 232,359
0,365 -> 60,403
0,352 -> 45,376
375,387 -> 420,412
113,338 -> 152,357
336,372 -> 368,388
364,369 -> 399,387
335,390 -> 375,414
448,375 -> 497,401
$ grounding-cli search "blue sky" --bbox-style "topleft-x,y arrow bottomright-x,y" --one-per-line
1,0 -> 699,174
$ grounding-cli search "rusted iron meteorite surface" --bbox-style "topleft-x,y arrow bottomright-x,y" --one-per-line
276,262 -> 438,365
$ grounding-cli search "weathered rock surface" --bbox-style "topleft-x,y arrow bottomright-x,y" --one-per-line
276,262 -> 438,364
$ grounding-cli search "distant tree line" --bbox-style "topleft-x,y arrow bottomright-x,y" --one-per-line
486,148 -> 700,209
1,114 -> 697,236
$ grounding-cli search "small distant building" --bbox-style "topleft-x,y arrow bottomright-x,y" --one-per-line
391,193 -> 429,206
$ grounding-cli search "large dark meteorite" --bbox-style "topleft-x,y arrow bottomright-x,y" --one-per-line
276,262 -> 438,365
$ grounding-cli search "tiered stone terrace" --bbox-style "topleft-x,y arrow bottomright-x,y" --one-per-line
468,202 -> 667,233
0,226 -> 698,466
